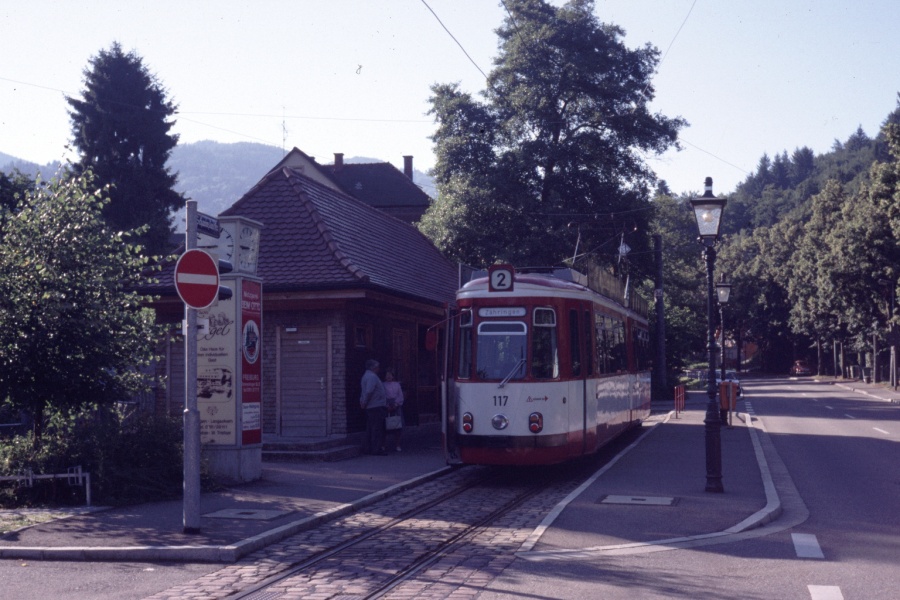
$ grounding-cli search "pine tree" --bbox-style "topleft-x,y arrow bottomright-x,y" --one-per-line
67,43 -> 183,256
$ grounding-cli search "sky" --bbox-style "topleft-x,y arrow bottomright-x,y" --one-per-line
2,0 -> 900,197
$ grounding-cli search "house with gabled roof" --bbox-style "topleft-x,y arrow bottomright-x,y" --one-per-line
148,148 -> 459,447
265,148 -> 432,224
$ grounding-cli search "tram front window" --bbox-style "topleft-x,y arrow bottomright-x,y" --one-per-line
476,322 -> 527,380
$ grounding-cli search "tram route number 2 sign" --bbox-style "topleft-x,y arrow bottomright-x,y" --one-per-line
488,264 -> 515,293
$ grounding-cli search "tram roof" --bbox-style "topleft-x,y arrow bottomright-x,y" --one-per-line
458,268 -> 648,321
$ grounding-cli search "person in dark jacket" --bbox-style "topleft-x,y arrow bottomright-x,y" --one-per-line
360,359 -> 388,455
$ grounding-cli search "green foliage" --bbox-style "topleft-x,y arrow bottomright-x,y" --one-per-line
645,192 -> 706,379
0,169 -> 161,442
0,404 -> 185,506
712,102 -> 900,371
67,42 -> 183,256
0,169 -> 35,216
420,0 -> 684,274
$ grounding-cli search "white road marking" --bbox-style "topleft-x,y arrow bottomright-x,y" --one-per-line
808,585 -> 844,600
825,406 -> 834,410
793,533 -> 825,559
873,427 -> 890,435
844,414 -> 856,419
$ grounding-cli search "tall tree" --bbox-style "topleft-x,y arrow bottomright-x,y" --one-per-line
67,43 -> 183,256
420,0 -> 685,273
0,170 -> 159,445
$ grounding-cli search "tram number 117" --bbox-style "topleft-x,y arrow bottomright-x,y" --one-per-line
493,395 -> 508,406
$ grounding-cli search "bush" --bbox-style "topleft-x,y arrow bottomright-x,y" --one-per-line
0,403 -> 192,507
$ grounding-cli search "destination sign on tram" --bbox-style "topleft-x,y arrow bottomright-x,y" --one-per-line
478,307 -> 527,317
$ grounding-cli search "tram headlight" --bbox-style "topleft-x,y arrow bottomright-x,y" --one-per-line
462,412 -> 474,433
528,412 -> 543,434
491,414 -> 509,430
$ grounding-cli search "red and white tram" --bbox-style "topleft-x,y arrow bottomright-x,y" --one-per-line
443,265 -> 651,466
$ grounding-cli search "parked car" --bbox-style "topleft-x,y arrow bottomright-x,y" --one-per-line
790,360 -> 813,376
715,370 -> 742,396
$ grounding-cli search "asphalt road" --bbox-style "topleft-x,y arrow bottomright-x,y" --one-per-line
479,376 -> 900,600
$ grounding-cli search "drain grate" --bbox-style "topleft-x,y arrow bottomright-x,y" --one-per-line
598,495 -> 677,506
203,508 -> 292,520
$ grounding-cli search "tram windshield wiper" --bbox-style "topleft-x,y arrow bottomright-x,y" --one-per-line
499,357 -> 526,388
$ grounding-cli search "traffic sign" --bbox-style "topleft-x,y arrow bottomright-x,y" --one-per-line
196,212 -> 220,238
175,249 -> 220,309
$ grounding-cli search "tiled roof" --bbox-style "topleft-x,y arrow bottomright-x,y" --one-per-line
321,162 -> 431,208
215,167 -> 458,306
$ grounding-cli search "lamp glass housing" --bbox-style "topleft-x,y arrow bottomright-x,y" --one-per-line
690,197 -> 727,241
716,282 -> 732,304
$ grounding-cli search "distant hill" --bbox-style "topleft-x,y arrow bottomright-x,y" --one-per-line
0,151 -> 61,179
1,141 -> 436,222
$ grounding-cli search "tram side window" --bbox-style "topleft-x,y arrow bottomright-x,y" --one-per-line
569,310 -> 581,376
584,310 -> 593,375
532,308 -> 558,379
594,314 -> 607,374
476,322 -> 527,380
608,318 -> 626,373
457,310 -> 473,379
632,327 -> 650,371
594,313 -> 626,374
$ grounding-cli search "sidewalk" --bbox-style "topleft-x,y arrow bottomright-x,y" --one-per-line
517,396 -> 779,560
0,425 -> 450,562
829,377 -> 900,404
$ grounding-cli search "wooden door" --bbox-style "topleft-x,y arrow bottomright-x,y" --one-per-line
278,326 -> 329,438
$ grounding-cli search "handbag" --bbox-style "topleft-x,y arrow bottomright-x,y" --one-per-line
385,413 -> 402,430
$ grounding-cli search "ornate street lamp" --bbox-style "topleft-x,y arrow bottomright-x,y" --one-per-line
717,275 -> 732,423
717,275 -> 732,381
690,177 -> 727,493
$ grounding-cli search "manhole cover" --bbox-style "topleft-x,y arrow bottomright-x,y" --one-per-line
203,508 -> 292,520
598,495 -> 676,506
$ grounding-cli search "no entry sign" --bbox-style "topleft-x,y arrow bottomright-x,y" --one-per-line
175,249 -> 220,309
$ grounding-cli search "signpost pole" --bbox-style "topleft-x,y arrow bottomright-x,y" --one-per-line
184,201 -> 201,533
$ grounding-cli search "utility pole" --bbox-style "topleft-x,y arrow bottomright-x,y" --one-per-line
653,234 -> 667,400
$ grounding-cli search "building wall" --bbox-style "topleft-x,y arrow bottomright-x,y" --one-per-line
149,295 -> 446,443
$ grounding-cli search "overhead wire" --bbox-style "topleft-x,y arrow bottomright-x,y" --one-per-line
419,0 -> 488,80
1,1 -> 751,182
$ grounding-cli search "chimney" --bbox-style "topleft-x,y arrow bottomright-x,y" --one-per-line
334,153 -> 344,169
403,155 -> 413,180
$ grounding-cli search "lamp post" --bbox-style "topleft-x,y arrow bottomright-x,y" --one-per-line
690,177 -> 727,493
716,275 -> 732,380
716,275 -> 732,424
878,279 -> 896,389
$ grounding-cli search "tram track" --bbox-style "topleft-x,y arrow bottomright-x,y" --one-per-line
225,467 -> 550,600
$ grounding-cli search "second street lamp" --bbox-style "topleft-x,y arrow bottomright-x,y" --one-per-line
717,275 -> 732,424
690,177 -> 727,494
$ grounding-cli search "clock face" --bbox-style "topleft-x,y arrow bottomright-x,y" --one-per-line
198,226 -> 234,261
217,226 -> 235,262
238,225 -> 259,272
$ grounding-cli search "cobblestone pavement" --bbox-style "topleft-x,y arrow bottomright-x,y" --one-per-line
144,464 -> 585,600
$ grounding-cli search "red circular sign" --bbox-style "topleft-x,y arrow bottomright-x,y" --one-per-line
174,249 -> 220,309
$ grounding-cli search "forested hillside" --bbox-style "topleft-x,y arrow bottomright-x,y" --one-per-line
652,99 -> 900,381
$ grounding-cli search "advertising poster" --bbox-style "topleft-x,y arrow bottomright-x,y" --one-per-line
197,282 -> 237,445
241,279 -> 263,445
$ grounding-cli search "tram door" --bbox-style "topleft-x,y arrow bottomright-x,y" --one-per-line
567,307 -> 589,454
278,326 -> 330,438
